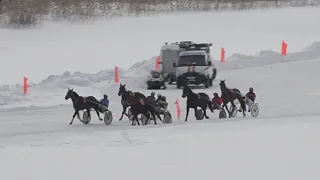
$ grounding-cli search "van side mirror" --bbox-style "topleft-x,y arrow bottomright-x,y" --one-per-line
173,63 -> 176,67
208,61 -> 212,66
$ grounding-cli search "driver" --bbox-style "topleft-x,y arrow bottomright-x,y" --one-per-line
99,94 -> 109,111
157,96 -> 168,112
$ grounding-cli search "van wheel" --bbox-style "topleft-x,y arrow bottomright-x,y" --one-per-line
167,75 -> 173,84
204,79 -> 209,88
209,77 -> 213,86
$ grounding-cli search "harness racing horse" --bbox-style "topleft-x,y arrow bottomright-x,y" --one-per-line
65,88 -> 104,125
182,85 -> 214,121
127,91 -> 162,126
219,80 -> 246,118
118,83 -> 146,121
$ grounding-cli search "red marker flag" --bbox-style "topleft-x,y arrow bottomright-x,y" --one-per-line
281,40 -> 287,56
23,77 -> 28,95
155,56 -> 160,70
114,66 -> 119,83
221,47 -> 225,62
174,98 -> 181,120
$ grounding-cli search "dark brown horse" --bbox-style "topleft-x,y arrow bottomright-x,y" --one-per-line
65,88 -> 104,125
219,80 -> 246,117
127,91 -> 162,125
118,83 -> 147,120
182,85 -> 214,121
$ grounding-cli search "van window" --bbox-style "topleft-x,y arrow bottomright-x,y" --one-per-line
178,55 -> 206,66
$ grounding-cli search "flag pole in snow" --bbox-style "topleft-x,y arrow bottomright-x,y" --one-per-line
23,77 -> 28,96
281,40 -> 287,61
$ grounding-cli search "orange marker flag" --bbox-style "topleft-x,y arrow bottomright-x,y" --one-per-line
114,66 -> 119,83
221,47 -> 225,62
174,98 -> 181,121
281,40 -> 287,56
155,56 -> 160,70
23,77 -> 28,95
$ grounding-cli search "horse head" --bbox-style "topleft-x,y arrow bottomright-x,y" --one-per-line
118,83 -> 126,96
182,85 -> 191,98
65,88 -> 74,100
219,79 -> 227,90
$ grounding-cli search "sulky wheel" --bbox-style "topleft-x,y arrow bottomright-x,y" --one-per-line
219,109 -> 227,119
230,104 -> 237,117
250,103 -> 259,117
127,107 -> 133,121
82,111 -> 91,124
163,111 -> 172,124
140,114 -> 149,125
196,109 -> 204,120
104,111 -> 113,125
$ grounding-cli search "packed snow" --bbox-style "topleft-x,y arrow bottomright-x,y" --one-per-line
1,6 -> 320,180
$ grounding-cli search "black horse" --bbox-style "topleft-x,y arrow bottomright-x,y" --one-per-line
127,91 -> 162,126
219,80 -> 246,117
118,83 -> 146,121
65,88 -> 104,125
182,85 -> 214,121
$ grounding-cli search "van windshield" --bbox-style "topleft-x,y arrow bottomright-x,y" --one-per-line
178,55 -> 206,66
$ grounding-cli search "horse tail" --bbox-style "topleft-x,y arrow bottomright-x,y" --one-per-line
204,97 -> 212,106
87,96 -> 104,113
235,91 -> 246,112
148,105 -> 162,121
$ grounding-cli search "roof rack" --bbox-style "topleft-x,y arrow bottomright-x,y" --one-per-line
163,41 -> 212,53
180,43 -> 212,53
164,41 -> 194,47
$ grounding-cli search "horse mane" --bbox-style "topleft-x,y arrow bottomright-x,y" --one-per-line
72,91 -> 80,97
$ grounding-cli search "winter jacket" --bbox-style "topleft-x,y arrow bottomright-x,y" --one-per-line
146,96 -> 156,105
100,98 -> 109,108
212,97 -> 223,105
246,92 -> 256,102
157,100 -> 168,110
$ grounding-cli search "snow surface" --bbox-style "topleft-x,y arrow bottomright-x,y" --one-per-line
1,7 -> 320,180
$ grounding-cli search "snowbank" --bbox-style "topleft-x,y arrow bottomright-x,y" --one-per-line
1,42 -> 320,109
215,42 -> 320,70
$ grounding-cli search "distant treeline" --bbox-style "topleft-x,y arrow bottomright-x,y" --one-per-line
0,0 -> 319,27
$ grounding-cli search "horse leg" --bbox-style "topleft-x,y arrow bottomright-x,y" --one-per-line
202,107 -> 209,119
94,108 -> 103,121
76,111 -> 82,121
135,115 -> 140,126
86,108 -> 91,118
69,110 -> 79,125
155,111 -> 162,123
119,105 -> 127,121
150,111 -> 158,125
185,106 -> 190,122
131,115 -> 135,126
193,107 -> 198,119
230,101 -> 237,117
238,98 -> 246,117
144,112 -> 153,125
223,103 -> 231,118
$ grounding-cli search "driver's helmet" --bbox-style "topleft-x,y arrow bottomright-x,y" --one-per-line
157,93 -> 161,97
151,91 -> 155,96
213,92 -> 218,97
103,94 -> 108,98
162,96 -> 166,101
249,87 -> 254,92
